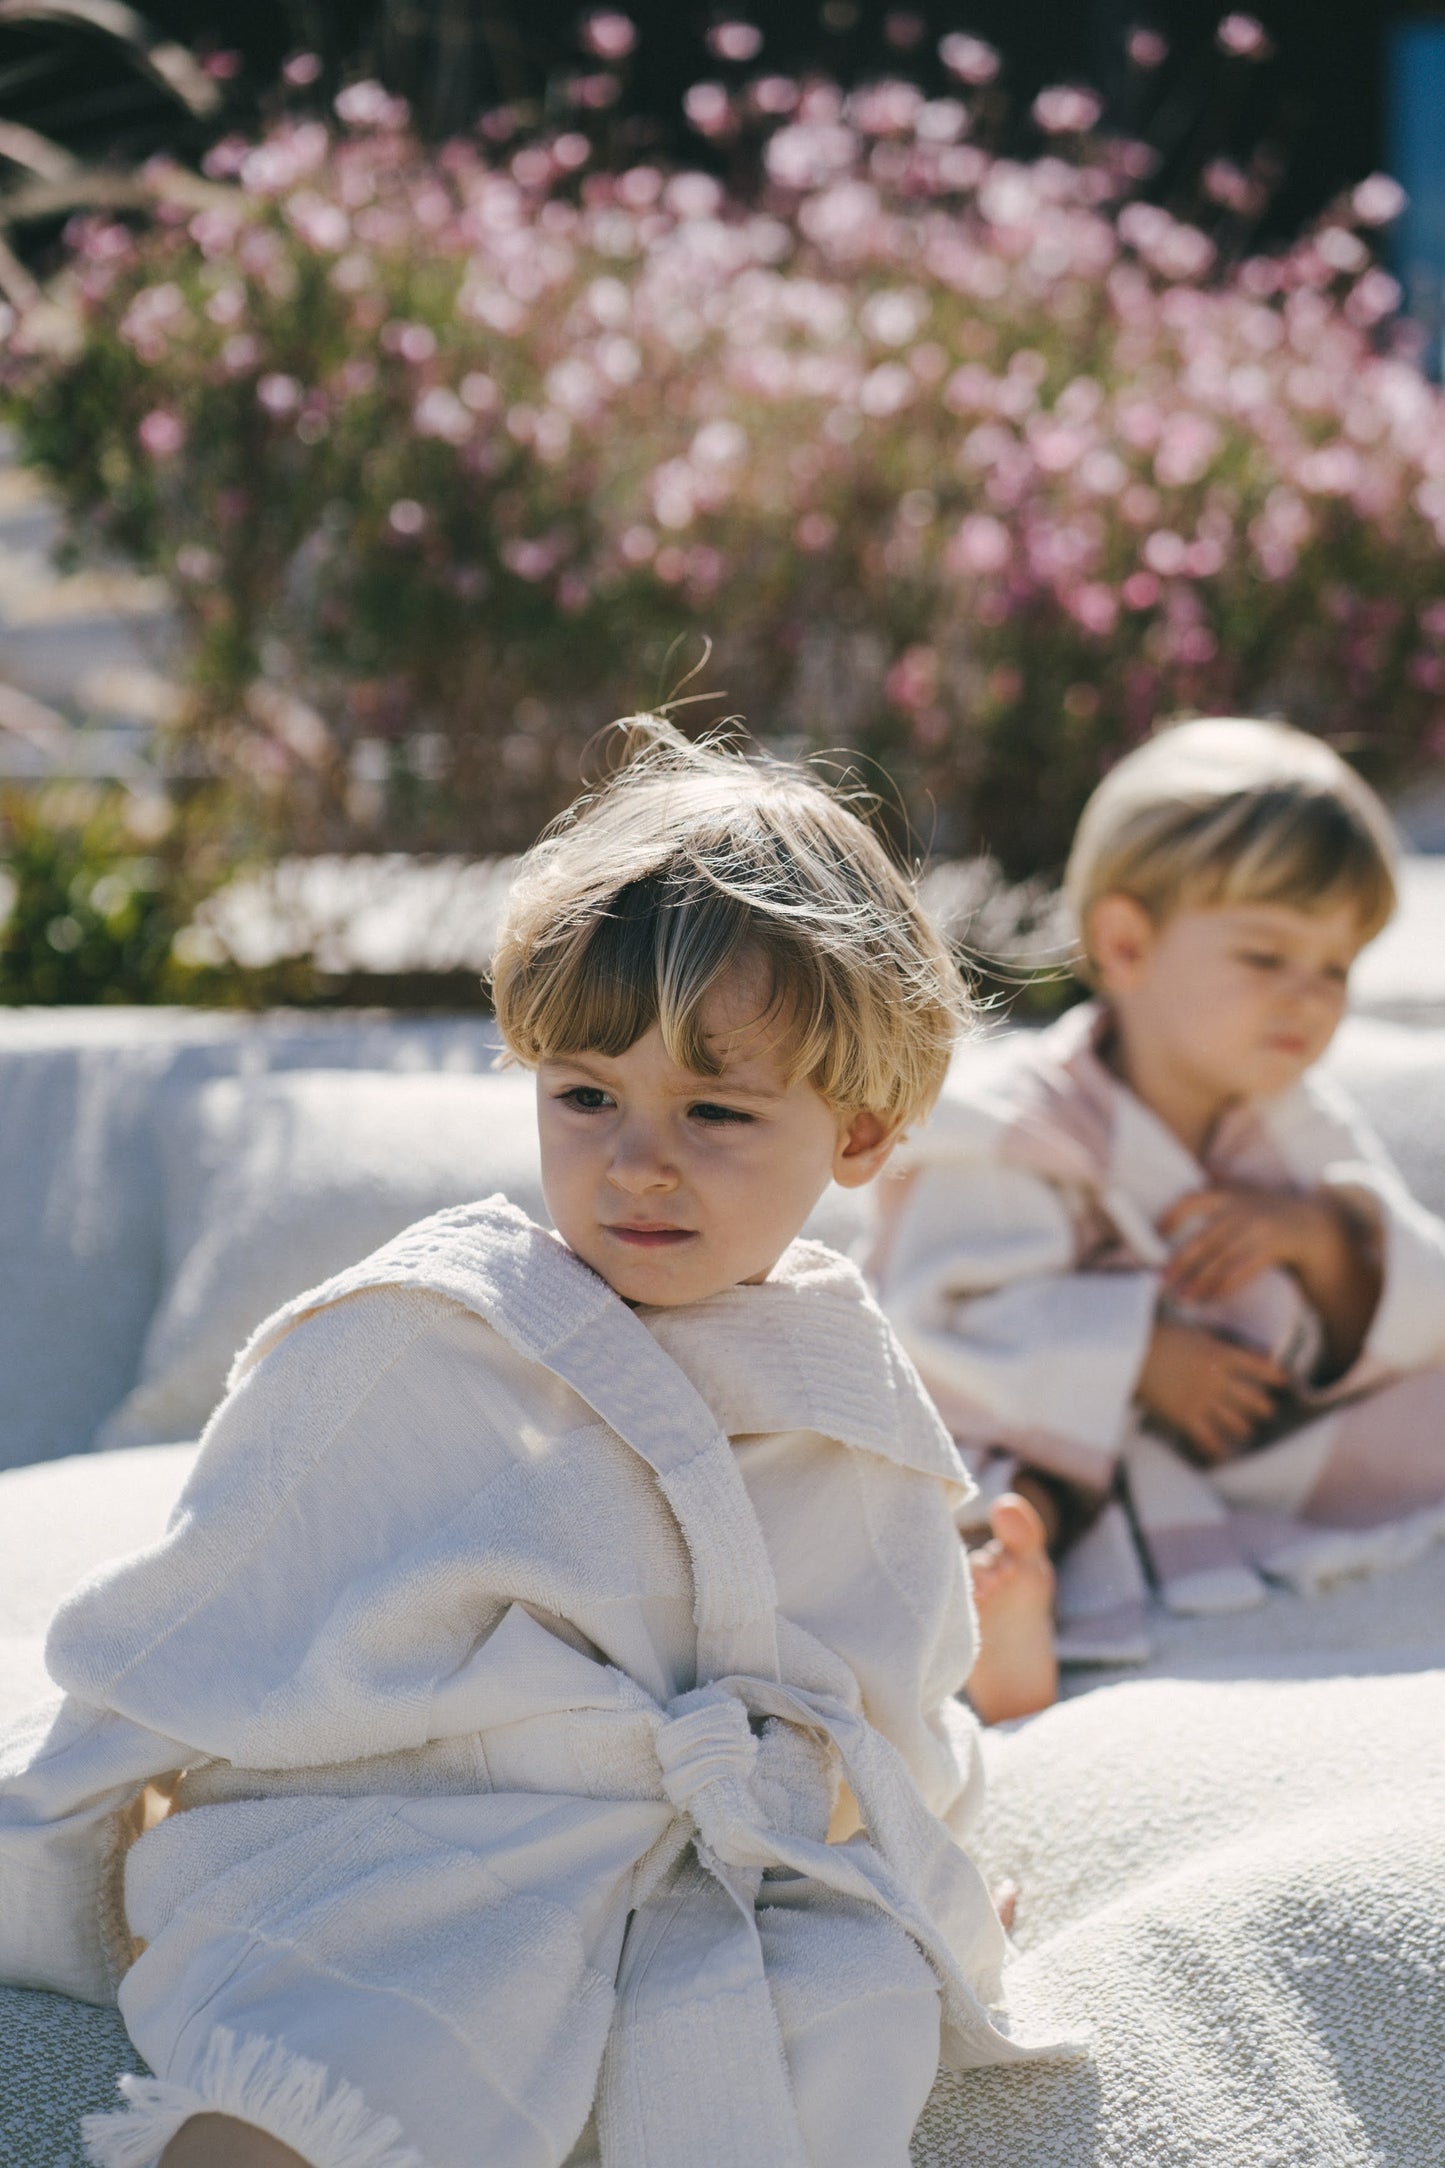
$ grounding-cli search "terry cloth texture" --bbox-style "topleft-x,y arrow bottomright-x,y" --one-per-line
878,1002 -> 1445,1661
1,1199 -> 1053,2168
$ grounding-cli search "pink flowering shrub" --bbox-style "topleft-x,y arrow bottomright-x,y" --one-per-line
6,55 -> 1444,872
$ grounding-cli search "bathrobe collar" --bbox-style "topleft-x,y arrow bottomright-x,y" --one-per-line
235,1197 -> 968,1683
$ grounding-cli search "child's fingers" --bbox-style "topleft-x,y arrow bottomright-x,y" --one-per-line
1224,1344 -> 1290,1387
1173,1233 -> 1268,1299
1158,1189 -> 1227,1236
1215,1374 -> 1277,1428
1167,1232 -> 1252,1297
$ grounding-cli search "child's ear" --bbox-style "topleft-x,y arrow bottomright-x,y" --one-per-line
832,1110 -> 899,1188
1086,892 -> 1157,993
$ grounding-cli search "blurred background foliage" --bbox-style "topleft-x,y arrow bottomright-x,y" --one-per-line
0,2 -> 1439,1003
0,783 -> 191,1000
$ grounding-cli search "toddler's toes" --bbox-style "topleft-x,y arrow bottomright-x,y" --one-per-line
966,1493 -> 1059,1727
989,1490 -> 1050,1561
992,1878 -> 1020,1933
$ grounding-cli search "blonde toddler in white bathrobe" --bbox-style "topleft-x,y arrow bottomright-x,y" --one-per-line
878,718 -> 1445,1723
0,720 -> 1057,2168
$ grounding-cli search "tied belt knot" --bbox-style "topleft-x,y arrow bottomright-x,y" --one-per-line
651,1683 -> 836,1870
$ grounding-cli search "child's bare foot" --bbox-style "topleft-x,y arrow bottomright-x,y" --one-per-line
160,2115 -> 311,2167
966,1493 -> 1059,1725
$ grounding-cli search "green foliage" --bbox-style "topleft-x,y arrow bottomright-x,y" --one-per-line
0,788 -> 193,1004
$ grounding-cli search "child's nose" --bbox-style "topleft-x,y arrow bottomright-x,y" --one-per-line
606,1119 -> 677,1192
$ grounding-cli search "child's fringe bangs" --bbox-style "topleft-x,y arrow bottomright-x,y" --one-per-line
1066,717 -> 1400,951
491,717 -> 968,1128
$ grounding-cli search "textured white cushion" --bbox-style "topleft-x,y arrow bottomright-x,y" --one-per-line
93,1070 -> 545,1451
0,1011 -> 503,1470
92,1069 -> 875,1453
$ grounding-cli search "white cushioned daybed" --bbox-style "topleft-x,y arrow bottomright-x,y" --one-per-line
2,1007 -> 1443,2167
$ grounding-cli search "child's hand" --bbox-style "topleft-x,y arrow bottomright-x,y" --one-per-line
1135,1318 -> 1288,1464
1158,1185 -> 1342,1304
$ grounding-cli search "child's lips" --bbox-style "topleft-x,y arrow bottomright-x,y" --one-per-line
605,1223 -> 698,1247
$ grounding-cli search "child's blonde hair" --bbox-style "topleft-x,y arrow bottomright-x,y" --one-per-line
1066,718 -> 1398,975
491,718 -> 969,1131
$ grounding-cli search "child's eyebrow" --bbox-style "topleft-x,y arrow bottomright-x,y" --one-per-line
542,1051 -> 788,1101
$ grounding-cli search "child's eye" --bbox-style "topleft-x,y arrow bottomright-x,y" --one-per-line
1238,950 -> 1283,971
689,1101 -> 753,1126
557,1085 -> 612,1112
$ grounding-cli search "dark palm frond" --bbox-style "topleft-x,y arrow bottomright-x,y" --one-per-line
0,0 -> 221,116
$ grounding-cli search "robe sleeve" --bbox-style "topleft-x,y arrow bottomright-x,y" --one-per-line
0,1284 -> 516,2001
0,1691 -> 193,2002
1287,1078 -> 1445,1378
878,1157 -> 1159,1492
1265,1075 -> 1445,1378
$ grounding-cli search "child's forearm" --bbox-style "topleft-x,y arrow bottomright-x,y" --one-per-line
1291,1193 -> 1382,1378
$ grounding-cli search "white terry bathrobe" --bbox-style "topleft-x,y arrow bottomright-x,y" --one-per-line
0,1199 -> 1044,2168
877,1005 -> 1445,1656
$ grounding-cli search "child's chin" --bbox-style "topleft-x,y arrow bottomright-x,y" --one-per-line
1247,1045 -> 1315,1094
589,1244 -> 720,1308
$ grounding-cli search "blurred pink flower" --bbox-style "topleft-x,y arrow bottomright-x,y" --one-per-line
175,544 -> 219,582
580,11 -> 636,60
849,82 -> 923,137
283,52 -> 323,87
683,84 -> 734,138
287,192 -> 350,251
1032,87 -> 1102,135
1202,159 -> 1253,212
750,76 -> 800,116
1122,570 -> 1161,609
794,510 -> 837,551
1352,175 -> 1407,227
257,372 -> 302,415
1142,529 -> 1188,575
414,388 -> 472,441
221,333 -> 260,373
1126,28 -> 1168,68
707,22 -> 763,62
1345,270 -> 1401,328
568,73 -> 621,110
382,321 -> 437,364
618,524 -> 656,564
334,81 -> 410,130
389,499 -> 428,537
885,644 -> 938,711
138,408 -> 185,457
859,288 -> 927,345
947,513 -> 1011,574
1067,582 -> 1119,635
859,363 -> 914,416
1216,13 -> 1270,59
1153,411 -> 1221,487
884,13 -> 926,49
938,33 -> 1000,85
766,121 -> 856,188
